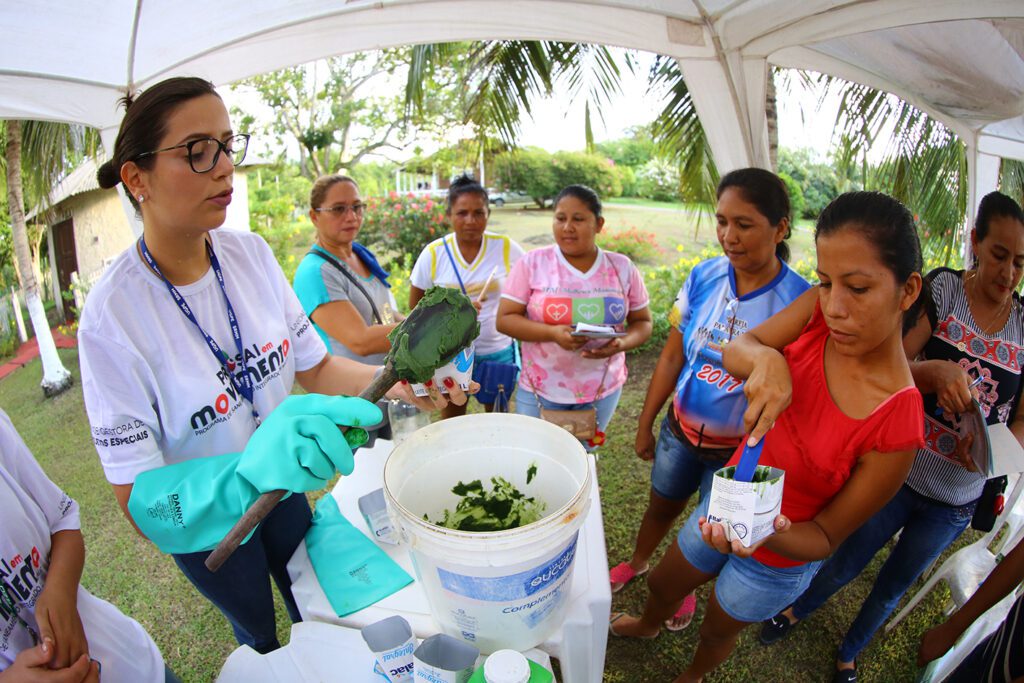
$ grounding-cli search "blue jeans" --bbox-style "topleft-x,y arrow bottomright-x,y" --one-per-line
173,491 -> 311,653
514,386 -> 622,451
650,418 -> 719,502
791,485 -> 976,662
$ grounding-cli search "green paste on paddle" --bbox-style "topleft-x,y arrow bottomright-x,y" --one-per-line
386,286 -> 479,383
429,474 -> 546,532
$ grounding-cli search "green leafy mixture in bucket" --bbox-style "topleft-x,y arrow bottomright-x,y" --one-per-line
429,465 -> 545,532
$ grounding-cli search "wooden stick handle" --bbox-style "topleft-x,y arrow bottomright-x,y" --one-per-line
205,365 -> 400,572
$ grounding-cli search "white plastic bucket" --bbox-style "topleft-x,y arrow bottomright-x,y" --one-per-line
383,413 -> 591,654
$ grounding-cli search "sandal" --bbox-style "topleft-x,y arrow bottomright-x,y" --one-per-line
664,591 -> 697,631
609,561 -> 648,594
609,612 -> 659,639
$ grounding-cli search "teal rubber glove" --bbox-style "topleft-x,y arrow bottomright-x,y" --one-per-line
128,394 -> 383,555
306,495 -> 413,616
235,394 -> 382,494
128,451 -> 258,555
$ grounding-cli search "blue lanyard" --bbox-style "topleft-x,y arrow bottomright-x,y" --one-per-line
441,237 -> 468,295
139,237 -> 260,425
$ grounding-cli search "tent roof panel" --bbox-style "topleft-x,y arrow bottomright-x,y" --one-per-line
0,1 -> 134,86
810,20 -> 1024,126
0,0 -> 1021,166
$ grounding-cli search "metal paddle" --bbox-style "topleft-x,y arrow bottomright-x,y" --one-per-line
205,286 -> 479,571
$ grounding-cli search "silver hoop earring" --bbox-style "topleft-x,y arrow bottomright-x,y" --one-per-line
137,194 -> 144,203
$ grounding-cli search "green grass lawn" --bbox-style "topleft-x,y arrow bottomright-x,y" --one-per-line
0,348 -> 968,681
282,202 -> 819,268
482,205 -> 816,267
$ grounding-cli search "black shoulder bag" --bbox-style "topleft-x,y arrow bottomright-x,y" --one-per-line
308,248 -> 384,325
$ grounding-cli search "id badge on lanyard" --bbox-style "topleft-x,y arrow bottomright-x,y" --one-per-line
139,237 -> 261,426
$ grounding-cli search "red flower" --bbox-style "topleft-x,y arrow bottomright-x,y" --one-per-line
587,431 -> 606,448
389,191 -> 398,199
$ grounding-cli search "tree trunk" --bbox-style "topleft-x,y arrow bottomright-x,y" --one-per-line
766,71 -> 779,171
4,120 -> 73,397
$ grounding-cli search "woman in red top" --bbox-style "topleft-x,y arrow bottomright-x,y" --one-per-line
609,192 -> 926,682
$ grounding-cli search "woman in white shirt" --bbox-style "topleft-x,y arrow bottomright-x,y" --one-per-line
0,410 -> 168,682
81,76 -> 464,656
409,175 -> 525,417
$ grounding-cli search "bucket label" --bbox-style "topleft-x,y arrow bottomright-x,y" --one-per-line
508,580 -> 568,628
436,538 -> 577,601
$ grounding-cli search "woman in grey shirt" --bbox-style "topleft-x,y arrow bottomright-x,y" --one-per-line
293,174 -> 401,364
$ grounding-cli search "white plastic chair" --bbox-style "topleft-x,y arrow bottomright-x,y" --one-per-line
887,473 -> 1024,632
916,590 -> 1020,683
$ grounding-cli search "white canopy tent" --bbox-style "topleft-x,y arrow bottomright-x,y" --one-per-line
2,0 -> 1022,234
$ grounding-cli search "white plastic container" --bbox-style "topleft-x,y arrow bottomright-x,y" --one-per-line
706,465 -> 785,547
383,414 -> 591,654
412,347 -> 475,397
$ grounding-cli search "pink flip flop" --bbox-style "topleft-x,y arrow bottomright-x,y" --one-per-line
609,562 -> 649,594
664,591 -> 697,631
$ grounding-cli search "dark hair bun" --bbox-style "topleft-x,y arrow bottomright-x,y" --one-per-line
450,174 -> 475,189
96,159 -> 121,189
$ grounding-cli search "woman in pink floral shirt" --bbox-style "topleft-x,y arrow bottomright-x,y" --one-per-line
497,184 -> 652,448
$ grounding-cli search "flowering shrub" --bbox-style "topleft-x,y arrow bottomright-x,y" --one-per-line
386,253 -> 414,314
791,257 -> 818,285
632,245 -> 719,354
359,191 -> 448,267
597,227 -> 664,264
254,220 -> 307,282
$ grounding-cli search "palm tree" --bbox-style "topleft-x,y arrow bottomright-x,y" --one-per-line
406,41 -> 632,164
407,42 -> 1018,264
2,119 -> 95,397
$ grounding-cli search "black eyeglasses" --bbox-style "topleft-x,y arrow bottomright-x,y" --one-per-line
313,203 -> 366,217
133,134 -> 250,173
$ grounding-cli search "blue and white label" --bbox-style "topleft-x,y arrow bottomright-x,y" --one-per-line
453,347 -> 474,372
437,538 -> 577,601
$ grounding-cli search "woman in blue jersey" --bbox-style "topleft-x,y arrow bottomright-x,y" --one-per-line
609,168 -> 810,630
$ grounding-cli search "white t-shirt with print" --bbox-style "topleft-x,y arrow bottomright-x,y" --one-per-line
410,232 -> 525,355
79,229 -> 328,485
0,411 -> 163,681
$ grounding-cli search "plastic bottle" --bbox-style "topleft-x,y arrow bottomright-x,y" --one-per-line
467,649 -> 554,683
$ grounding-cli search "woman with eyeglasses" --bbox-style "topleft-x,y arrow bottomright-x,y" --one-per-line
293,174 -> 401,365
81,77 -> 466,657
608,168 -> 809,630
408,175 -> 525,417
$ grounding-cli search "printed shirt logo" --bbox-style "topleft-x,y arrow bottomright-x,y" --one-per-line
189,338 -> 290,434
1,546 -> 44,648
539,297 -> 626,325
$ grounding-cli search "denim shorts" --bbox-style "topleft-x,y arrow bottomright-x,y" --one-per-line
650,418 -> 719,502
677,497 -> 821,623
